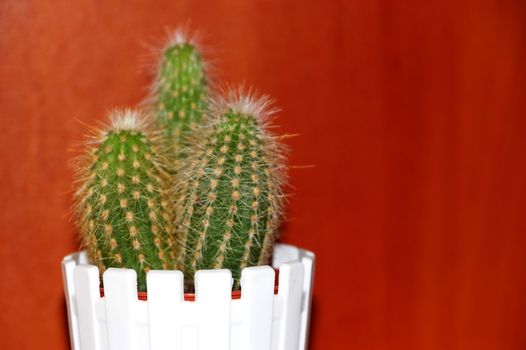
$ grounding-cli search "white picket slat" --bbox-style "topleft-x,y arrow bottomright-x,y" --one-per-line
147,270 -> 184,350
271,244 -> 300,268
298,253 -> 315,350
103,268 -> 139,350
73,264 -> 103,350
195,269 -> 232,350
62,256 -> 80,350
276,261 -> 304,350
240,266 -> 275,350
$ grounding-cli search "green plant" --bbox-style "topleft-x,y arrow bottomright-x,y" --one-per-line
73,110 -> 175,291
152,30 -> 208,163
173,88 -> 286,289
72,29 -> 290,291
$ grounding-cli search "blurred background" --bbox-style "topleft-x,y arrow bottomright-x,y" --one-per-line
1,0 -> 526,349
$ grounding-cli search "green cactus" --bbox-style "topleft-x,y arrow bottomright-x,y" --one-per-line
73,110 -> 175,291
153,30 -> 208,162
174,89 -> 286,289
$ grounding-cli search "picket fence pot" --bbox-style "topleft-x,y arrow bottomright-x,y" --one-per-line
62,243 -> 315,350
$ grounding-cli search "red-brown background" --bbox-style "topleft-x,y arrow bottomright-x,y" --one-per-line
1,1 -> 526,349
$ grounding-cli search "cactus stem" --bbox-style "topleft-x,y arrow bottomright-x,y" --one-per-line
173,87 -> 287,289
73,109 -> 175,291
175,144 -> 214,270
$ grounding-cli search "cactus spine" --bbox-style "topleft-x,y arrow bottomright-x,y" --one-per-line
153,30 -> 207,162
174,89 -> 286,289
73,110 -> 174,291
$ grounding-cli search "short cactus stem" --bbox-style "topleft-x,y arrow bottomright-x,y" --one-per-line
73,110 -> 174,291
153,30 -> 207,164
174,88 -> 286,289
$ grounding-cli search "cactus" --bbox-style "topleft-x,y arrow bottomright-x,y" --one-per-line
174,88 -> 286,289
73,110 -> 175,291
152,29 -> 208,163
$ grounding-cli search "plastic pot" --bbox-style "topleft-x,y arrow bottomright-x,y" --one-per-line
62,243 -> 315,350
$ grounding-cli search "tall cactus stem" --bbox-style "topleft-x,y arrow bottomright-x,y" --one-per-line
149,28 -> 209,166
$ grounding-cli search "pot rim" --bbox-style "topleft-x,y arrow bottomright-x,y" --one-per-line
98,268 -> 280,301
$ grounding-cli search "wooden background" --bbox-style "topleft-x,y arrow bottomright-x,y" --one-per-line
1,1 -> 526,349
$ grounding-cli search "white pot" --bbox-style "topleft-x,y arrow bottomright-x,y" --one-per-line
62,243 -> 315,350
